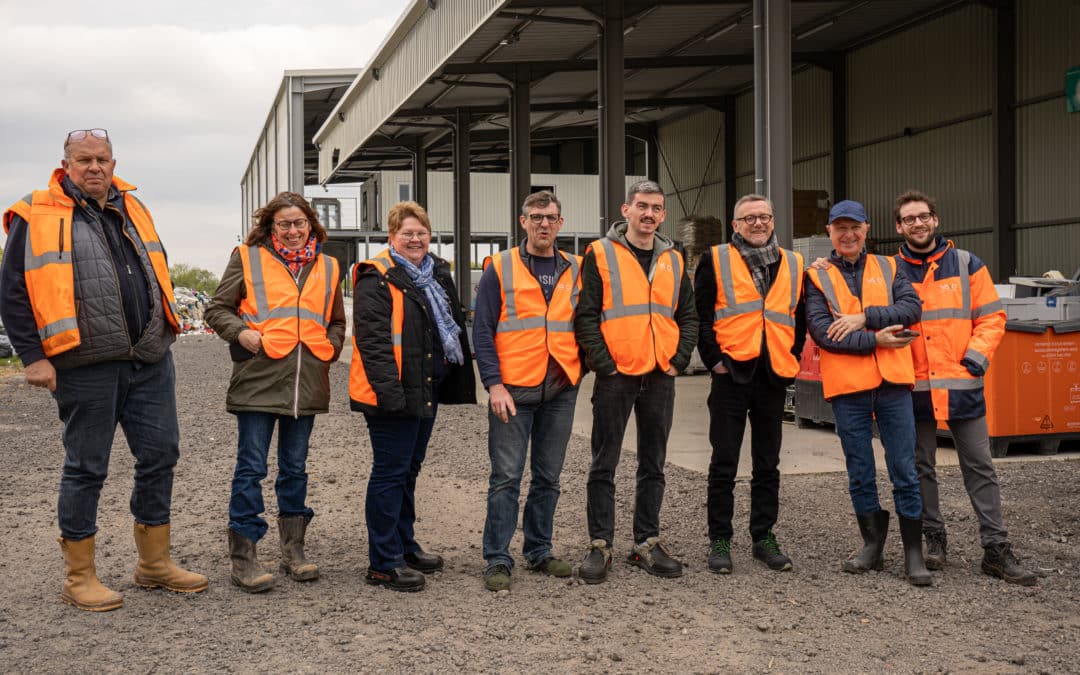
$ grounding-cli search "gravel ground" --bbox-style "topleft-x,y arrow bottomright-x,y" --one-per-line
1,337 -> 1078,673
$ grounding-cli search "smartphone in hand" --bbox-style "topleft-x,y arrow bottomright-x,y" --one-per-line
894,329 -> 920,338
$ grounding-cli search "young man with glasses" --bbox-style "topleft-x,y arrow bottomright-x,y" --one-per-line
472,190 -> 581,591
573,180 -> 698,583
892,189 -> 1036,585
694,194 -> 805,575
1,129 -> 207,611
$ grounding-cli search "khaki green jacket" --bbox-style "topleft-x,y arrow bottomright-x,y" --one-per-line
205,245 -> 346,417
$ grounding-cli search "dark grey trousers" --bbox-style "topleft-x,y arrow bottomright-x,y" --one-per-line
915,417 -> 1008,547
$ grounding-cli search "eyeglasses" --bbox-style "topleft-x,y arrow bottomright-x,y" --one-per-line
527,213 -> 562,224
736,214 -> 774,226
273,218 -> 310,231
65,129 -> 109,146
397,230 -> 430,241
899,212 -> 935,226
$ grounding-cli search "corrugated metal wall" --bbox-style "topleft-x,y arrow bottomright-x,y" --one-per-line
275,95 -> 289,194
318,0 -> 505,182
656,108 -> 725,236
845,3 -> 994,261
791,67 -> 832,194
1015,0 -> 1080,276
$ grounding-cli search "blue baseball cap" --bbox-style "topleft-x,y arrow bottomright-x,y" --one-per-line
828,199 -> 868,224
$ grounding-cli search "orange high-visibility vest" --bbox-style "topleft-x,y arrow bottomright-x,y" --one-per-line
237,245 -> 339,361
348,250 -> 404,406
806,254 -> 914,399
491,247 -> 582,387
591,238 -> 683,375
900,242 -> 1005,420
2,169 -> 180,357
710,244 -> 804,378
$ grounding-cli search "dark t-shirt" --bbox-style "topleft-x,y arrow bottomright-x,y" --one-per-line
625,241 -> 654,275
527,253 -> 557,301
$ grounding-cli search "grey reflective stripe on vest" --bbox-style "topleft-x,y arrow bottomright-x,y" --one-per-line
668,249 -> 682,309
565,252 -> 581,309
714,246 -> 799,327
963,348 -> 989,371
494,250 -> 545,333
813,268 -> 842,316
972,300 -> 1002,319
873,255 -> 894,305
38,316 -> 78,340
23,235 -> 65,271
323,254 -> 334,322
242,248 -> 331,327
916,249 -> 979,322
598,239 -> 679,322
956,249 -> 971,317
143,241 -> 165,254
913,376 -> 984,391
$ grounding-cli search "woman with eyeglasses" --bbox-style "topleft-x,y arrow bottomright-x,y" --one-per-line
350,200 -> 476,592
205,191 -> 345,593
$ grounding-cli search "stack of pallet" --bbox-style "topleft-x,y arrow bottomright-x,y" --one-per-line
677,214 -> 725,274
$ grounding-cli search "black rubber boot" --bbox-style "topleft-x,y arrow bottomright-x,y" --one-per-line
898,515 -> 933,586
842,510 -> 889,574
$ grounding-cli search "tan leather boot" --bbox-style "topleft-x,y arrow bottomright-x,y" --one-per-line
133,523 -> 209,593
278,516 -> 319,581
59,536 -> 123,612
228,528 -> 275,593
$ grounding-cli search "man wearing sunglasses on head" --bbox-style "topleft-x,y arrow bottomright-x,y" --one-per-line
1,129 -> 207,611
892,189 -> 1036,586
473,190 -> 582,592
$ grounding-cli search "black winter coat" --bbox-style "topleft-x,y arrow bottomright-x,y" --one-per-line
350,254 -> 476,417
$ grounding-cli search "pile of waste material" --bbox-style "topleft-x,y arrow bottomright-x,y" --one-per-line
0,317 -> 12,358
173,287 -> 214,335
678,213 -> 725,273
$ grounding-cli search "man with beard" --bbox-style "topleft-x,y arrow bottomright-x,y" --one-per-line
694,194 -> 805,575
893,189 -> 1036,586
574,180 -> 698,583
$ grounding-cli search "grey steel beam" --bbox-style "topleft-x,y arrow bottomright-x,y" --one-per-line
598,0 -> 625,232
723,95 -> 737,240
412,139 -> 428,208
441,54 -> 820,76
509,64 -> 532,245
289,76 -> 306,193
393,95 -> 727,120
753,0 -> 793,247
453,107 -> 473,307
830,54 -> 848,202
645,124 -> 660,182
991,0 -> 1017,282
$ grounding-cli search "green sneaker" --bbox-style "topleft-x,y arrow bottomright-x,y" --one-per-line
484,563 -> 512,591
752,531 -> 793,571
707,538 -> 733,574
531,557 -> 572,578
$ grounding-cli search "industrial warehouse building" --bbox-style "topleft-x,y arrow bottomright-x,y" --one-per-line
241,0 -> 1079,307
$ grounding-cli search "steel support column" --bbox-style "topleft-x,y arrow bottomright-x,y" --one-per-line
509,64 -> 532,245
992,0 -> 1017,282
830,54 -> 848,203
723,95 -> 737,240
645,124 -> 660,182
412,140 -> 428,208
753,0 -> 793,247
598,0 -> 625,233
288,76 -> 305,192
453,108 -> 472,307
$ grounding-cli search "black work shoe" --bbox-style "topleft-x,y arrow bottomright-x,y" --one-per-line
924,527 -> 947,570
404,549 -> 444,574
483,564 -> 511,592
707,538 -> 733,574
752,531 -> 793,571
627,537 -> 683,578
982,542 -> 1037,586
578,539 -> 612,584
365,566 -> 425,592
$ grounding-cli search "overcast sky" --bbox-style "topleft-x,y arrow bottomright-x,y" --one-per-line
0,0 -> 409,274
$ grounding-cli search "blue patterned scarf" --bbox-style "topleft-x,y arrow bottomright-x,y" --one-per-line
388,247 -> 464,365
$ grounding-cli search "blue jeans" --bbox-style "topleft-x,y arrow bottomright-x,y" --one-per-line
363,408 -> 436,571
54,354 -> 180,540
830,384 -> 922,519
228,412 -> 316,542
483,385 -> 578,570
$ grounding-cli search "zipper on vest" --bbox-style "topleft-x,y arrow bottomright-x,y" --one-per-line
58,218 -> 65,259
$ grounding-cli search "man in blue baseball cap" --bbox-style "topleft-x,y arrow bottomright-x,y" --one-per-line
804,199 -> 933,586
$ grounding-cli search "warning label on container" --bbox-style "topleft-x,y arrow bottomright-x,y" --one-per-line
1040,415 -> 1054,429
1034,341 -> 1078,358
